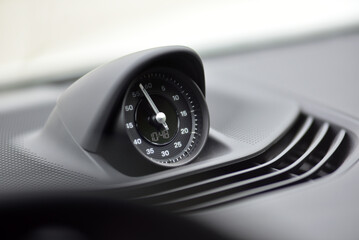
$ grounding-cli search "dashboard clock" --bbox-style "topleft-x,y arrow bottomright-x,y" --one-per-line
122,68 -> 209,167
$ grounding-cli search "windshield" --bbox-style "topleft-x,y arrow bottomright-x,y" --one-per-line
1,0 -> 359,88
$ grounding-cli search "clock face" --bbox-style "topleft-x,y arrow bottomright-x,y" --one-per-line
122,69 -> 209,167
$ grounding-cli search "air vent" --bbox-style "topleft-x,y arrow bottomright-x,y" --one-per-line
126,114 -> 350,212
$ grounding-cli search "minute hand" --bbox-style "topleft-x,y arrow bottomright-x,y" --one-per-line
139,83 -> 169,131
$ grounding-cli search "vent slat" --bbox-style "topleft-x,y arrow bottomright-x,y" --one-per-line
156,123 -> 329,208
125,113 -> 351,212
135,117 -> 314,203
179,130 -> 346,212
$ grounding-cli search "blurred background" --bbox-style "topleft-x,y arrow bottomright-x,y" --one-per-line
1,0 -> 359,89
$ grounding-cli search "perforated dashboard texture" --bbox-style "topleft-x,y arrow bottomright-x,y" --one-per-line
0,93 -> 97,193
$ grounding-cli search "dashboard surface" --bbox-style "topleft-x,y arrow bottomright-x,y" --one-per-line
1,31 -> 359,240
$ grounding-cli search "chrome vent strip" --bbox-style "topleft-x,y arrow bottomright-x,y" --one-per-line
124,114 -> 350,212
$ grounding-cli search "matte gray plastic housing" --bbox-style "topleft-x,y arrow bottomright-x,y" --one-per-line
53,46 -> 206,152
19,45 -> 300,182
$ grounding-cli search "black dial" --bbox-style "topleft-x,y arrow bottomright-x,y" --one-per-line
122,69 -> 209,167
